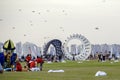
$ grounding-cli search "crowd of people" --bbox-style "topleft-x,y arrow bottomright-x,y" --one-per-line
0,39 -> 45,74
25,54 -> 44,71
0,50 -> 44,73
0,53 -> 44,73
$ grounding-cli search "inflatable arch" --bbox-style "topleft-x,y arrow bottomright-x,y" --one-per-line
43,39 -> 63,60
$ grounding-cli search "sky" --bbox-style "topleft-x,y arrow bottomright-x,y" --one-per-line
0,0 -> 120,46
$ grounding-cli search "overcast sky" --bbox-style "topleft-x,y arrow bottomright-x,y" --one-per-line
0,0 -> 120,46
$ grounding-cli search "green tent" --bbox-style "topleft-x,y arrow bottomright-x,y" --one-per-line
3,39 -> 15,50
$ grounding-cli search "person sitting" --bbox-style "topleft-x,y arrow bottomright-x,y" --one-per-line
16,60 -> 22,71
29,60 -> 40,71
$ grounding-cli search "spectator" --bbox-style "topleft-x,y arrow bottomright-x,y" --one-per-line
29,60 -> 40,71
25,54 -> 31,68
36,56 -> 44,71
16,60 -> 22,71
98,52 -> 103,62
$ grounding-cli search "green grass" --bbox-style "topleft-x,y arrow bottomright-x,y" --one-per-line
0,60 -> 120,80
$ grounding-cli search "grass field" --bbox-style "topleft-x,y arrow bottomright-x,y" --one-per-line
0,60 -> 120,80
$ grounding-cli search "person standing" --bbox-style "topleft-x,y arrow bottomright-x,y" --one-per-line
25,54 -> 31,69
36,56 -> 44,71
